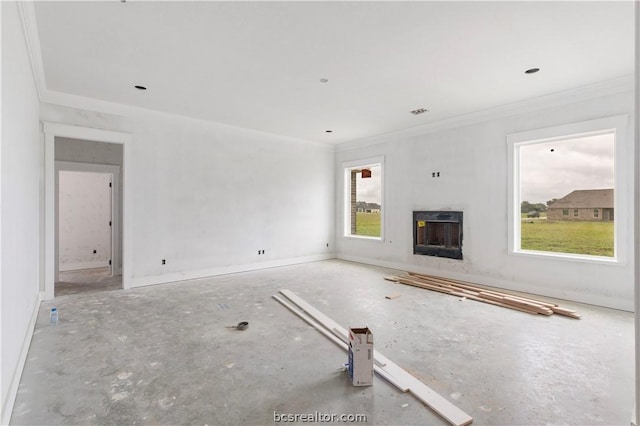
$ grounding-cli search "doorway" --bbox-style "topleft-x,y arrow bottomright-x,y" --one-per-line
55,164 -> 121,296
43,123 -> 132,300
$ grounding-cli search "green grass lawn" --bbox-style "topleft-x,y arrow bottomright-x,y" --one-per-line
521,219 -> 613,257
355,212 -> 381,237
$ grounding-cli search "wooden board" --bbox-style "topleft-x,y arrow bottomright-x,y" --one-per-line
401,272 -> 580,319
385,293 -> 401,300
278,289 -> 473,426
408,272 -> 558,308
399,277 -> 538,315
279,290 -> 413,392
272,294 -> 404,389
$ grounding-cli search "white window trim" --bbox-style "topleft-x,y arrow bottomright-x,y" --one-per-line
342,156 -> 385,241
507,115 -> 630,264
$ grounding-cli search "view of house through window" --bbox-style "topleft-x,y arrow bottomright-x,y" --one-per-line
345,163 -> 382,238
518,132 -> 615,257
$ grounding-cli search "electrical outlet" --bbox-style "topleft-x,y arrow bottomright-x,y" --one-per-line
326,243 -> 329,248
93,249 -> 97,254
161,259 -> 166,265
261,250 -> 265,255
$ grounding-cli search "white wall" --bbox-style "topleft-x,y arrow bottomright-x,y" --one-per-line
336,89 -> 635,311
40,103 -> 336,287
58,171 -> 111,271
1,1 -> 43,422
56,137 -> 123,166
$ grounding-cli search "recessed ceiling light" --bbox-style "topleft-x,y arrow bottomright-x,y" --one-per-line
325,130 -> 333,133
320,78 -> 329,83
410,108 -> 428,115
134,85 -> 147,90
525,68 -> 540,74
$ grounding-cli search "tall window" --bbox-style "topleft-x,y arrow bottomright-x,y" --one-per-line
508,115 -> 629,262
517,133 -> 614,257
343,158 -> 383,239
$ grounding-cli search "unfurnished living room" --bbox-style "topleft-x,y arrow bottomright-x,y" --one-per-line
2,1 -> 639,425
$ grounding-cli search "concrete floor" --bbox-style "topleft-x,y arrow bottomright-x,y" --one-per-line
11,260 -> 634,425
56,267 -> 122,297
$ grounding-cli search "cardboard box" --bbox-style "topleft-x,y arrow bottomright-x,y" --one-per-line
348,327 -> 373,386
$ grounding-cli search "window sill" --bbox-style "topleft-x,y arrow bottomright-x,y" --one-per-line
344,234 -> 383,242
509,249 -> 623,266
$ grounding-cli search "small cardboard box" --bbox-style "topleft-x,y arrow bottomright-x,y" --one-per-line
348,327 -> 373,386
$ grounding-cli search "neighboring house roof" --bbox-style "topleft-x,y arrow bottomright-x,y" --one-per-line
547,189 -> 613,209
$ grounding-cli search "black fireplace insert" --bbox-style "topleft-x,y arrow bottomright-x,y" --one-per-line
413,211 -> 463,260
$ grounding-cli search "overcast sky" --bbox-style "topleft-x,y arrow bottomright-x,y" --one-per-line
356,164 -> 381,203
519,133 -> 614,204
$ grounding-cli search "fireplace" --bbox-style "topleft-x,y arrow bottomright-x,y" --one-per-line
413,211 -> 463,260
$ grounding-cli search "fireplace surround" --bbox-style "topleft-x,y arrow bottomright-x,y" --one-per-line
413,211 -> 463,260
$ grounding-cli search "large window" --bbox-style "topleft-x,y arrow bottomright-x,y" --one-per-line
508,115 -> 630,262
343,157 -> 383,239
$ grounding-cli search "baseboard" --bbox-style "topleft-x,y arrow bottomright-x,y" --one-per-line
59,261 -> 109,272
336,254 -> 633,312
130,254 -> 335,288
1,291 -> 42,425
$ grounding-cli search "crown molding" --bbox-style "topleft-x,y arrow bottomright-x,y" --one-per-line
41,89 -> 334,151
337,74 -> 634,152
16,1 -> 47,101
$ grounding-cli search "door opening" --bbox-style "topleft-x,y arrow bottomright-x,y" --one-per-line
54,153 -> 122,296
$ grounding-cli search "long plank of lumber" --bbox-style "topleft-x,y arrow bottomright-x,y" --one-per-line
479,292 -> 552,315
278,289 -> 473,426
415,273 -> 578,316
402,276 -> 481,297
398,277 -> 538,315
421,274 -> 579,317
273,295 -> 347,348
408,273 -> 558,308
398,277 -> 476,299
279,290 -> 413,391
550,306 -> 581,319
502,296 -> 553,315
463,294 -> 539,315
272,294 -> 405,389
398,277 -> 457,295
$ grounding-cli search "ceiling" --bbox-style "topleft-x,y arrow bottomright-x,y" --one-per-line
34,1 -> 634,144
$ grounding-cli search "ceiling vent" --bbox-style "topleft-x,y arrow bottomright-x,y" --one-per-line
410,108 -> 428,115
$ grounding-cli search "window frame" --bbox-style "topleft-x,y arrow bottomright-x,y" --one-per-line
507,115 -> 630,264
342,156 -> 385,241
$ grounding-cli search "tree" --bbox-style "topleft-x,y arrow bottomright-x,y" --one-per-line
521,201 -> 534,213
546,198 -> 558,206
533,203 -> 547,212
522,201 -> 546,213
